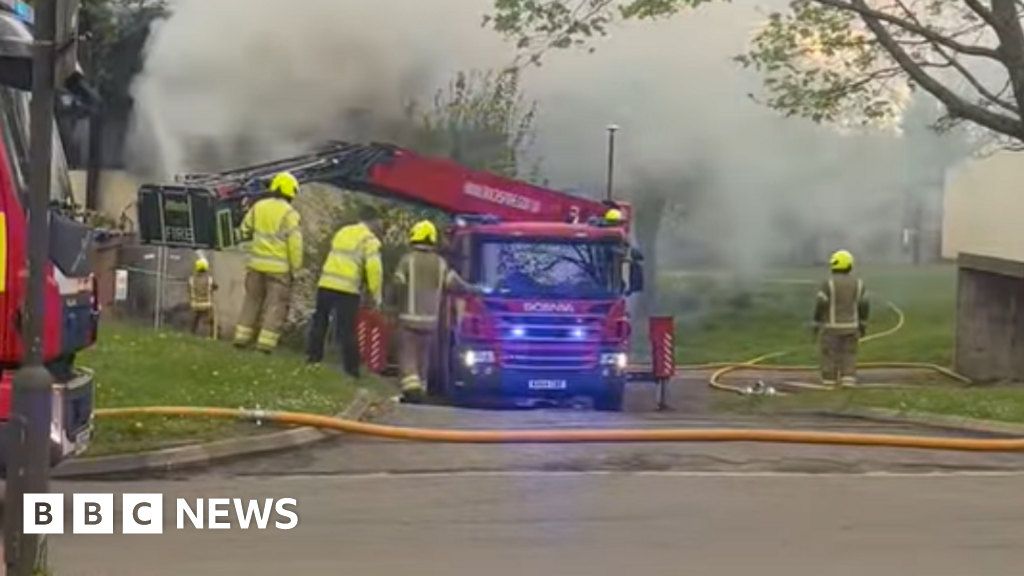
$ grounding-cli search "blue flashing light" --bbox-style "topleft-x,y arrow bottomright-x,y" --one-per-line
510,326 -> 526,338
570,327 -> 585,339
6,0 -> 33,24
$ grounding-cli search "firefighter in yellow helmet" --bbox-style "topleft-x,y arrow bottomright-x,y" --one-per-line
392,219 -> 477,402
189,256 -> 219,338
812,249 -> 870,387
233,171 -> 303,353
306,205 -> 384,376
604,208 -> 624,224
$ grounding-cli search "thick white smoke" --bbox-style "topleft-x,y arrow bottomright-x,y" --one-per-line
128,0 -> 936,270
127,0 -> 510,178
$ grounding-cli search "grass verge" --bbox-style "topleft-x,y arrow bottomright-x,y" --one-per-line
79,320 -> 388,456
715,384 -> 1024,424
659,264 -> 955,366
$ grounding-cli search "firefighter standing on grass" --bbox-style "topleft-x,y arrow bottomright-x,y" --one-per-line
392,220 -> 477,402
233,171 -> 303,353
812,249 -> 870,387
306,206 -> 384,377
189,257 -> 218,338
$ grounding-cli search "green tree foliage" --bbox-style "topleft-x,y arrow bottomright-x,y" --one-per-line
417,68 -> 538,176
485,0 -> 1024,143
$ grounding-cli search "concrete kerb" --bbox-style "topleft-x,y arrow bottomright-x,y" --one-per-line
815,407 -> 1024,437
52,388 -> 380,480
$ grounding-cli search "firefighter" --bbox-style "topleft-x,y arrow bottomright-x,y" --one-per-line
189,256 -> 218,338
392,219 -> 477,402
233,171 -> 303,354
604,207 -> 625,225
812,249 -> 870,387
306,205 -> 384,377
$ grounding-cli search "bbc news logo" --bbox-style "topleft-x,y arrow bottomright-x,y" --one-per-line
23,494 -> 299,534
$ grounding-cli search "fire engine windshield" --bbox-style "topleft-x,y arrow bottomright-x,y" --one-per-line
479,238 -> 624,298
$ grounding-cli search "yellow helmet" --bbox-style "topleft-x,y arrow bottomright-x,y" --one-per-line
604,208 -> 624,222
194,258 -> 210,273
409,220 -> 438,244
829,249 -> 854,272
269,171 -> 299,199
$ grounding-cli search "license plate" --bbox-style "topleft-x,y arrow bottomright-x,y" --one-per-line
528,379 -> 567,390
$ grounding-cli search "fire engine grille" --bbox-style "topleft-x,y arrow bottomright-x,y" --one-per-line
496,314 -> 604,370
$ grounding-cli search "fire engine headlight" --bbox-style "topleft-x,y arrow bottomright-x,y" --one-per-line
600,352 -> 628,369
511,326 -> 526,338
464,350 -> 496,367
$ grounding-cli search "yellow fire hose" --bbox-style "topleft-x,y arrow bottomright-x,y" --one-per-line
92,293 -> 1024,453
92,405 -> 1024,451
705,298 -> 970,394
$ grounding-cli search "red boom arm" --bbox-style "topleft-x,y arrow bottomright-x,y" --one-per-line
180,142 -> 622,225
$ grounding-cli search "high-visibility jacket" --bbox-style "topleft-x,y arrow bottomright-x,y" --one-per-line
814,273 -> 870,334
393,246 -> 469,327
318,222 -> 382,303
188,272 -> 216,311
237,197 -> 303,274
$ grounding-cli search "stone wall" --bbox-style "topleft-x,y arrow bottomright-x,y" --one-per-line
954,254 -> 1024,382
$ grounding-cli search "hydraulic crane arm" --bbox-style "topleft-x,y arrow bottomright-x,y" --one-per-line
137,141 -> 620,249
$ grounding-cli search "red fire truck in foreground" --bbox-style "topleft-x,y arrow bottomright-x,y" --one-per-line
136,142 -> 645,411
0,1 -> 98,476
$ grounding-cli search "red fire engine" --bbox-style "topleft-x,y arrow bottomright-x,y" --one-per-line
0,0 -> 98,476
137,142 -> 649,411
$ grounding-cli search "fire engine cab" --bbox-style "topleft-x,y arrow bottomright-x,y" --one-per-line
433,215 -> 639,409
0,0 -> 97,476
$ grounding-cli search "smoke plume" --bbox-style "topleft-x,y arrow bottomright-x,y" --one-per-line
128,0 -> 945,272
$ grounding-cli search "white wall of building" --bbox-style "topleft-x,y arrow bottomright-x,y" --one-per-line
943,150 -> 1024,263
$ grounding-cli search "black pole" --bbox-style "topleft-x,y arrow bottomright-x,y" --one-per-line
6,0 -> 58,573
605,125 -> 618,202
84,106 -> 103,209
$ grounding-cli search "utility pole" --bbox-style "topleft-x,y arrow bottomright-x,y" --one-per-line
5,0 -> 60,573
605,124 -> 619,202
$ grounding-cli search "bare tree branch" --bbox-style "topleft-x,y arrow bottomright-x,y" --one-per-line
849,0 -> 1022,137
988,0 -> 1024,113
812,0 -> 1001,60
890,0 -> 1019,114
961,0 -> 1001,28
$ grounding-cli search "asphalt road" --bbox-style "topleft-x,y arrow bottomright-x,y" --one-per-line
49,472 -> 1024,576
37,376 -> 1024,574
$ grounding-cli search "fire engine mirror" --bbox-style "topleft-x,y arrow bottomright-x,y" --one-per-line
628,261 -> 644,295
0,0 -> 81,89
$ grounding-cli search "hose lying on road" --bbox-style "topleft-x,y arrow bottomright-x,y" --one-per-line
94,405 -> 1024,451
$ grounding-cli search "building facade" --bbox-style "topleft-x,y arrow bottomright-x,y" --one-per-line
942,150 -> 1024,381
